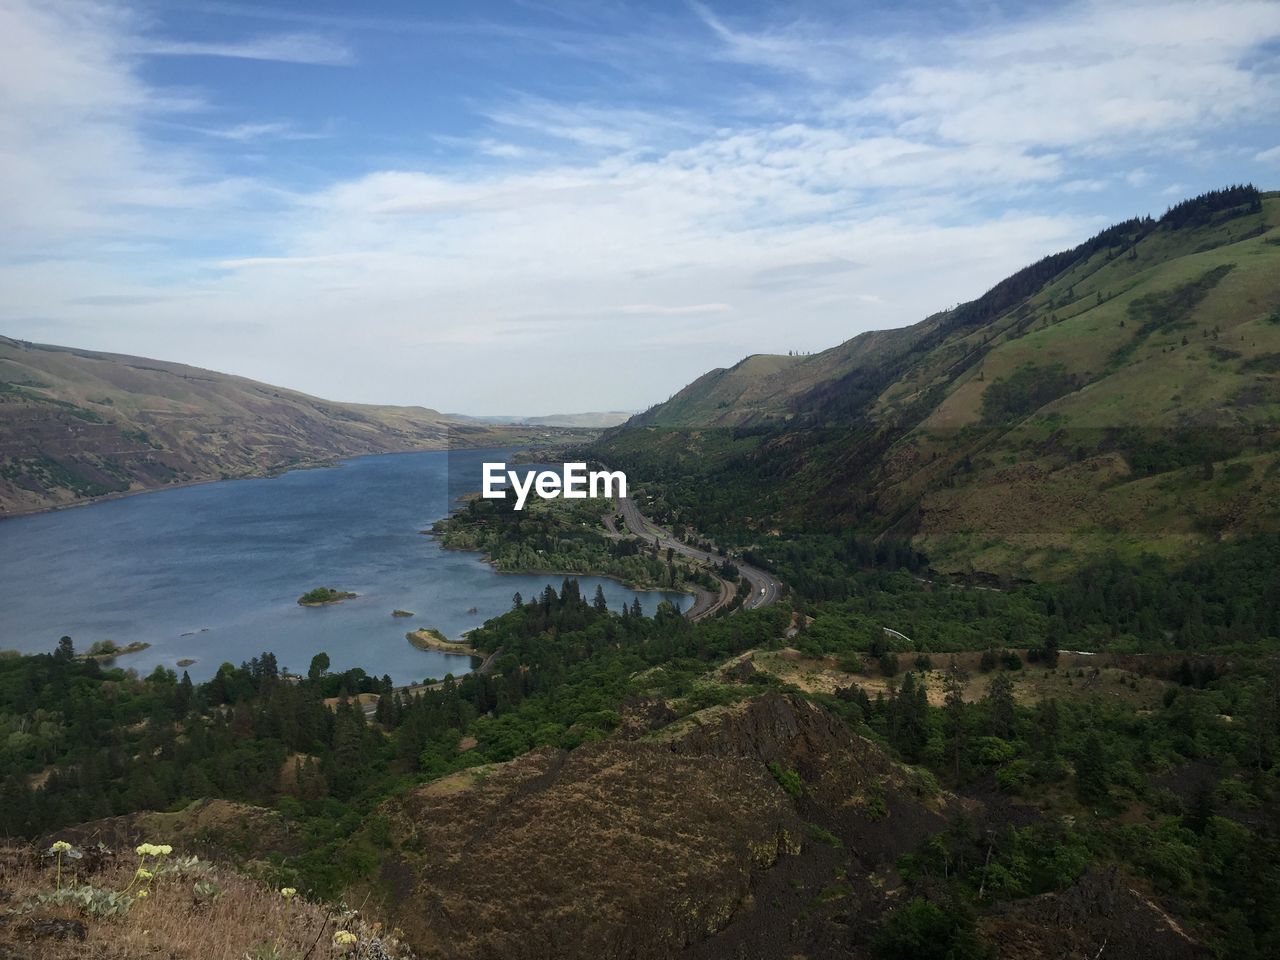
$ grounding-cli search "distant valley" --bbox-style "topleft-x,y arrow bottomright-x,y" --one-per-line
459,410 -> 635,428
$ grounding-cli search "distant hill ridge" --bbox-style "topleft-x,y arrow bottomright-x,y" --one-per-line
630,185 -> 1270,430
0,337 -> 516,517
457,411 -> 634,428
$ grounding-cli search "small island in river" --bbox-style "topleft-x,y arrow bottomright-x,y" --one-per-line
407,627 -> 478,656
79,639 -> 151,661
392,609 -> 415,617
298,586 -> 358,607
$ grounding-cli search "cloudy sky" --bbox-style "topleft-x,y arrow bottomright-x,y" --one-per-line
2,0 -> 1278,415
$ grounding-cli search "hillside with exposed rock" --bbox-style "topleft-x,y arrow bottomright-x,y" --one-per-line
349,692 -> 1204,960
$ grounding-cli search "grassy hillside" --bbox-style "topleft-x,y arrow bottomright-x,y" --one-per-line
0,337 -> 532,517
631,325 -> 937,428
594,187 -> 1280,577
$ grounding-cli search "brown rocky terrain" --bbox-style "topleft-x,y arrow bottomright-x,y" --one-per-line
980,867 -> 1210,960
365,693 -> 1213,960
7,700 -> 1216,959
38,798 -> 306,867
373,694 -> 949,960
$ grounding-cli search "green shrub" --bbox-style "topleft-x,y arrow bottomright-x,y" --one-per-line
981,363 -> 1077,424
995,759 -> 1034,793
768,762 -> 804,797
864,786 -> 889,821
872,897 -> 991,960
32,885 -> 134,919
806,823 -> 842,847
838,652 -> 865,673
193,880 -> 223,905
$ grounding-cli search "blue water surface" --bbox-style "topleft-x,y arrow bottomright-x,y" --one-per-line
0,449 -> 683,684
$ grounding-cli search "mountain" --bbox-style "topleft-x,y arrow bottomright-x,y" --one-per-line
0,337 -> 525,517
456,410 -> 635,428
630,327 -> 931,429
522,411 -> 635,428
597,186 -> 1280,576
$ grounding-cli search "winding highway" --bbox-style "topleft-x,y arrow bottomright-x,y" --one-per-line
615,495 -> 782,617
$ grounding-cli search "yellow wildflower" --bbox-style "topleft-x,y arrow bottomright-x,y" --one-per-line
156,844 -> 173,856
280,887 -> 297,899
136,889 -> 149,899
333,930 -> 358,946
51,839 -> 74,891
136,868 -> 154,880
135,843 -> 156,856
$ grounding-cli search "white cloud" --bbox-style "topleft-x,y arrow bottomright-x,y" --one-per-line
0,0 -> 261,253
137,32 -> 352,66
690,1 -> 892,84
1061,179 -> 1110,193
848,1 -> 1280,153
2,0 -> 1278,413
187,120 -> 331,142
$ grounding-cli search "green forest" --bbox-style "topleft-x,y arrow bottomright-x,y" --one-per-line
5,518 -> 1279,956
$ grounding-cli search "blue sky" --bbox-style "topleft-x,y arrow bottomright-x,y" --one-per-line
2,0 -> 1279,414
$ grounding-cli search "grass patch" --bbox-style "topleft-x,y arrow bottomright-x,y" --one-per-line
768,762 -> 804,797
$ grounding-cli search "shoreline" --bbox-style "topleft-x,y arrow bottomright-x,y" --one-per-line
407,627 -> 480,657
0,438 -> 562,523
0,457 -> 353,523
430,532 -> 697,601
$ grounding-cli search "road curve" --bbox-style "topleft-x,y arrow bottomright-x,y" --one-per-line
367,494 -> 783,715
616,496 -> 782,615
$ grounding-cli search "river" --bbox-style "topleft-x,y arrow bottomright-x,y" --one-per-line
0,448 -> 683,684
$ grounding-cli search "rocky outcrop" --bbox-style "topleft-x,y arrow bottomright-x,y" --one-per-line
378,694 -> 947,960
42,798 -> 302,864
382,740 -> 801,960
981,867 -> 1211,960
